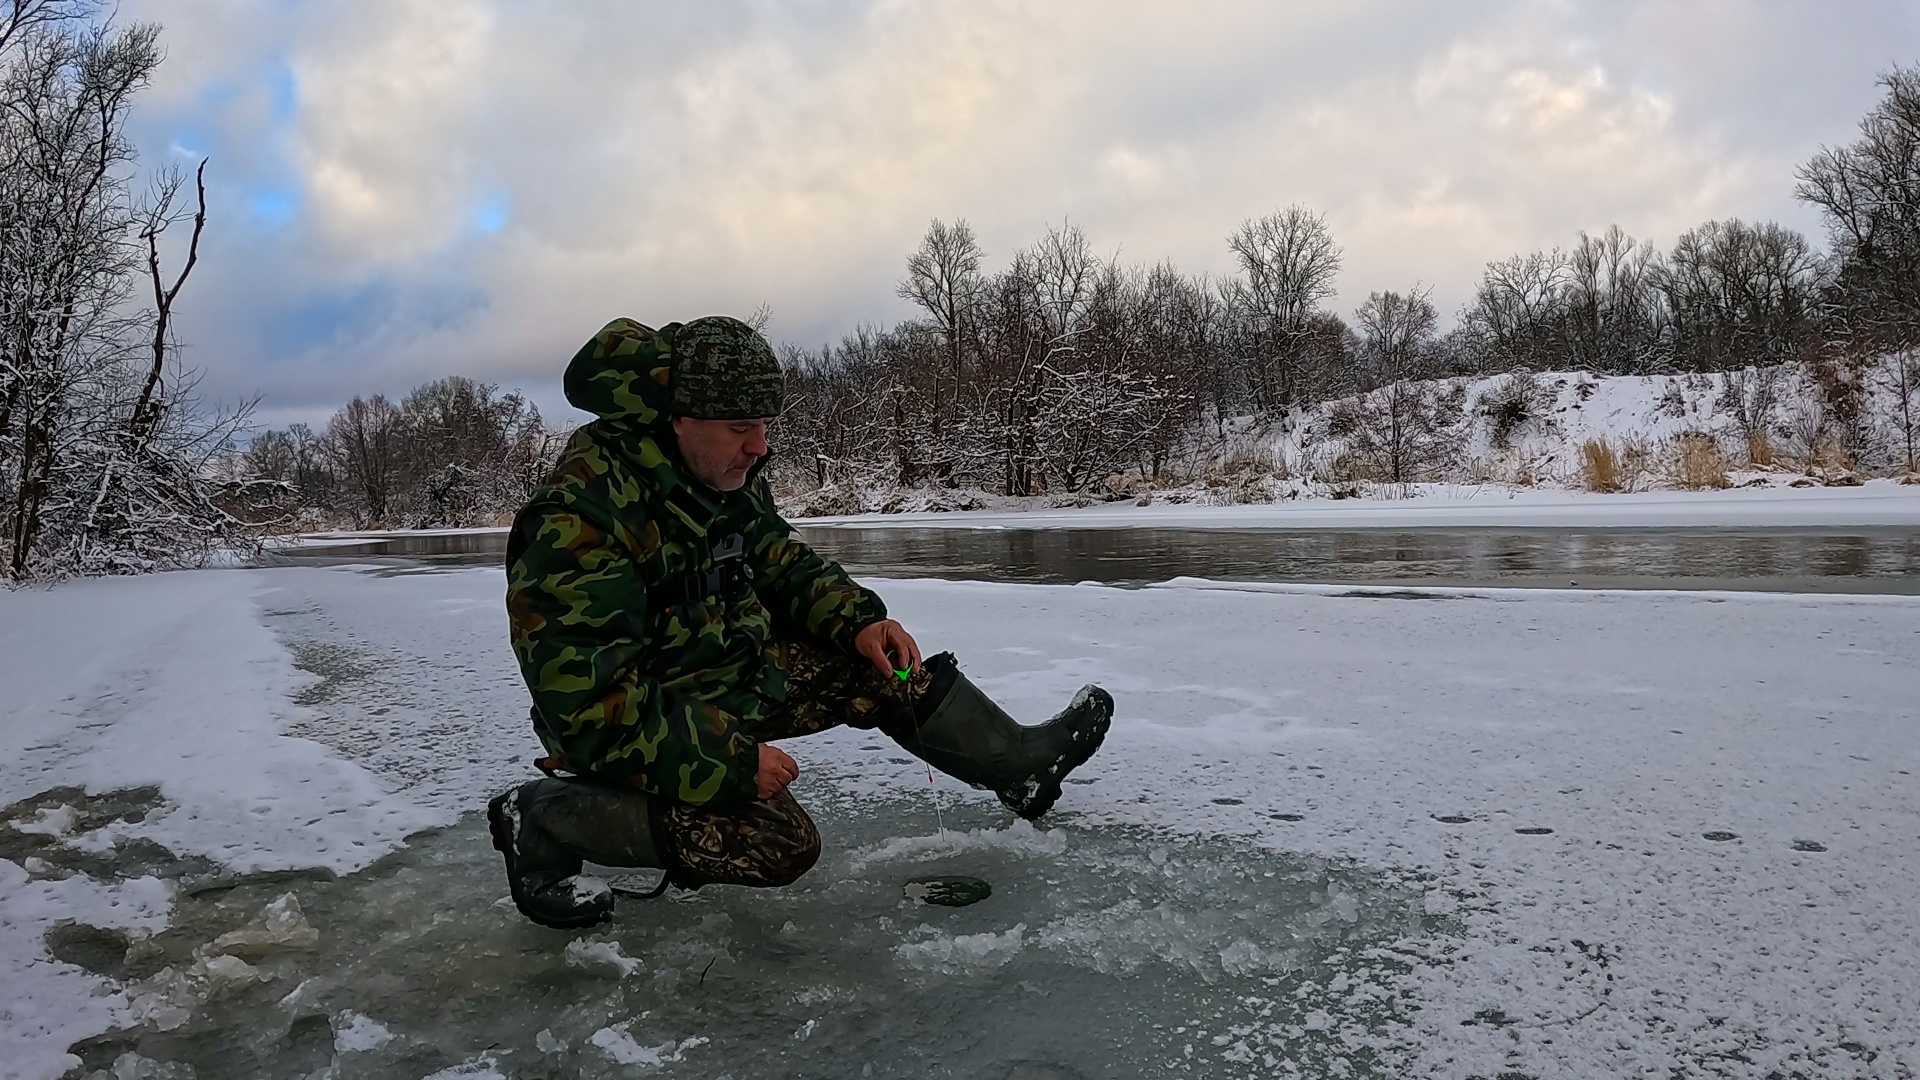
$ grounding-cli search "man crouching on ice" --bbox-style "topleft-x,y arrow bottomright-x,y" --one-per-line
490,316 -> 1113,929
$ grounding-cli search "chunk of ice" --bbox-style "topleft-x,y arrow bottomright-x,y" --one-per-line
588,1024 -> 708,1067
209,892 -> 319,956
845,820 -> 1065,873
894,923 -> 1027,974
332,1009 -> 395,1053
418,1060 -> 507,1080
11,803 -> 78,836
197,954 -> 264,994
564,938 -> 643,978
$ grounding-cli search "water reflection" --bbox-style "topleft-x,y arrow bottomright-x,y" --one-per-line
802,526 -> 1920,593
261,525 -> 1920,593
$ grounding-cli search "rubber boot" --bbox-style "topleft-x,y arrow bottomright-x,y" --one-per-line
888,653 -> 1113,820
486,777 -> 663,929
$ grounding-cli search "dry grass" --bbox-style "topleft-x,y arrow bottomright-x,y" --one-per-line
1217,431 -> 1280,478
1580,439 -> 1623,492
1811,439 -> 1855,474
1671,432 -> 1731,490
1746,432 -> 1774,467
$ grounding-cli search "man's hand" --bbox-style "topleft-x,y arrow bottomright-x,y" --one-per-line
757,743 -> 799,800
854,619 -> 923,679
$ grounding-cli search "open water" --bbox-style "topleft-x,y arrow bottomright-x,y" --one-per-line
266,523 -> 1920,593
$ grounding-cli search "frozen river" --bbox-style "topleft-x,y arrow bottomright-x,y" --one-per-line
5,523 -> 1919,1078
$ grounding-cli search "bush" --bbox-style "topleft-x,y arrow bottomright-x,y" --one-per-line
1480,369 -> 1550,449
1670,433 -> 1730,490
1580,439 -> 1622,492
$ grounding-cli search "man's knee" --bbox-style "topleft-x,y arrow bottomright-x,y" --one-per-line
752,792 -> 822,886
657,790 -> 822,889
758,826 -> 820,887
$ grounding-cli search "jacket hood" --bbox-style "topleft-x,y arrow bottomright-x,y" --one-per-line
563,317 -> 679,429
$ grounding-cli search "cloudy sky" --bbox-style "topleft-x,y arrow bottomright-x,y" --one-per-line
122,0 -> 1917,427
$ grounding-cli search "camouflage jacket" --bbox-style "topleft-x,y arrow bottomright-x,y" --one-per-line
505,318 -> 887,808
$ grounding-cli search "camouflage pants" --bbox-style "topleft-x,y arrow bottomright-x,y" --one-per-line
651,640 -> 930,889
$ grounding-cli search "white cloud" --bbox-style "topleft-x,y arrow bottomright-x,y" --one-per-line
285,0 -> 496,265
113,0 -> 1919,422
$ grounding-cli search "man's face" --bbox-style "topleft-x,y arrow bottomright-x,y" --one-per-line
672,417 -> 771,491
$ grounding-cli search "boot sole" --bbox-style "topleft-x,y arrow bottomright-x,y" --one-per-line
1005,696 -> 1113,821
487,792 -> 609,931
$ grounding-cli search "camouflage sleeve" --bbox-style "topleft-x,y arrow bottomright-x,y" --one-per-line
505,492 -> 760,807
746,482 -> 888,655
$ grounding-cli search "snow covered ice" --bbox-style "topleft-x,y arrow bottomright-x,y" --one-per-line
3,559 -> 1918,1078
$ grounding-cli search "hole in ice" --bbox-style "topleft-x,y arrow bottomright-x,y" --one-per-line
60,791 -> 1446,1079
902,875 -> 992,907
1270,813 -> 1304,822
1790,839 -> 1827,853
1702,831 -> 1738,842
1514,827 -> 1554,835
1210,797 -> 1243,805
1431,815 -> 1472,824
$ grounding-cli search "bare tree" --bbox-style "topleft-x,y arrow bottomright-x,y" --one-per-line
1796,64 -> 1920,351
1656,218 -> 1823,372
1566,225 -> 1666,374
1883,348 -> 1920,473
1353,286 -> 1438,388
326,395 -> 404,525
1225,206 -> 1343,410
1328,381 -> 1462,484
898,218 -> 983,394
1461,249 -> 1570,371
129,160 -> 205,445
1721,364 -> 1784,462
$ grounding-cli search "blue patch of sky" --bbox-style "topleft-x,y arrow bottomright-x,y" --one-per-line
167,121 -> 218,159
473,192 -> 511,234
196,80 -> 241,108
248,188 -> 300,229
264,278 -> 491,359
266,55 -> 298,123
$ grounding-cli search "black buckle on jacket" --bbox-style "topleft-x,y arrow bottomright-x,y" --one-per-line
658,532 -> 750,611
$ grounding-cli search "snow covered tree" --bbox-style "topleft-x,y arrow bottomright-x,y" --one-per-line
0,3 -> 247,579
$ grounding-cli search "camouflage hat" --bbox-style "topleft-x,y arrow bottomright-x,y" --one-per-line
668,316 -> 785,420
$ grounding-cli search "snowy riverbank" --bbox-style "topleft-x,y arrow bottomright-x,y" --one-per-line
3,566 -> 1918,1078
798,477 -> 1920,530
263,479 -> 1920,551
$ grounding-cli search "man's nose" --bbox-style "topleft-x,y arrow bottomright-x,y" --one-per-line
745,428 -> 769,457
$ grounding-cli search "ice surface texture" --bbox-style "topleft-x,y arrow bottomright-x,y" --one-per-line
3,564 -> 1918,1079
